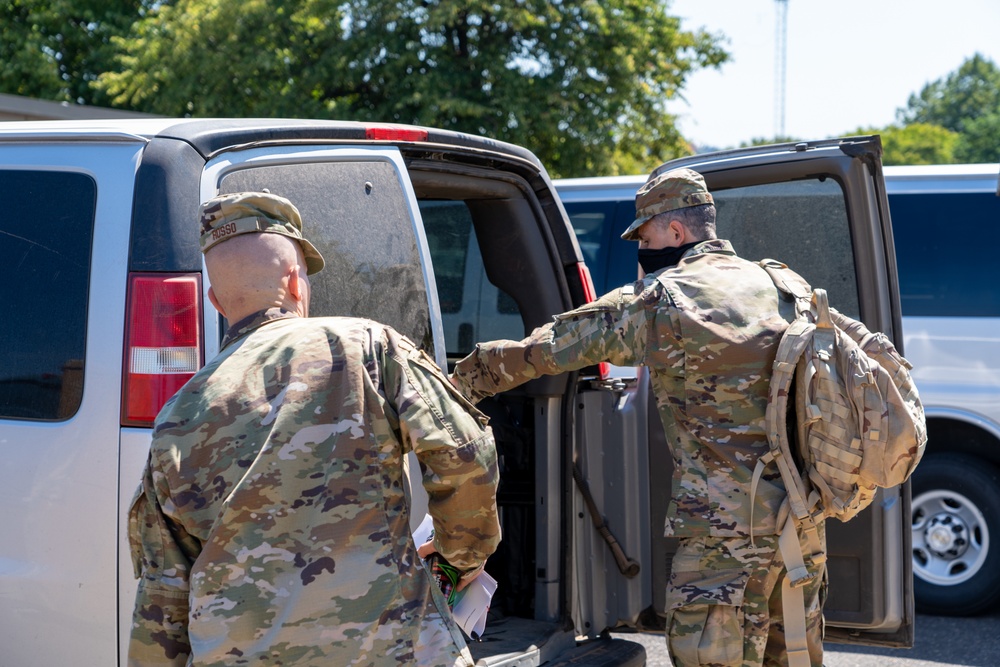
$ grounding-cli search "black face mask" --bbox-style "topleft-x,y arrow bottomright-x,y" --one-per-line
637,241 -> 699,276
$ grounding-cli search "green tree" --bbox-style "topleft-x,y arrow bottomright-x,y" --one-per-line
0,0 -> 143,105
955,112 -> 1000,164
897,53 -> 1000,134
95,0 -> 727,177
873,123 -> 959,166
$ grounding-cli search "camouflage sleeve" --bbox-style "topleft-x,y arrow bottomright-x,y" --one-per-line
451,283 -> 656,401
381,328 -> 501,583
127,459 -> 201,667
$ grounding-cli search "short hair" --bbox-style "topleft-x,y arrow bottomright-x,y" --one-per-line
651,203 -> 717,241
204,231 -> 306,309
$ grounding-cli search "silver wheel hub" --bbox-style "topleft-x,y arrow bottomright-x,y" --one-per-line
911,489 -> 990,586
924,513 -> 969,557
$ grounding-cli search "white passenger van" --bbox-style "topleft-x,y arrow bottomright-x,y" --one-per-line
555,161 -> 1000,616
0,126 -> 914,664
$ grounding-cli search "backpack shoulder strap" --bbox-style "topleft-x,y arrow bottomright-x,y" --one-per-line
758,258 -> 812,300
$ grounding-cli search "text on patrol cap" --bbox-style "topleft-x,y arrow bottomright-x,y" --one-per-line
198,191 -> 326,275
621,168 -> 715,241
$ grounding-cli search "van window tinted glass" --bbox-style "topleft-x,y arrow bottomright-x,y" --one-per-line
568,202 -> 614,284
421,201 -> 471,315
0,170 -> 94,420
420,200 -> 523,357
714,179 -> 860,318
219,161 -> 435,353
564,201 -> 639,293
563,179 -> 860,318
890,191 -> 1000,317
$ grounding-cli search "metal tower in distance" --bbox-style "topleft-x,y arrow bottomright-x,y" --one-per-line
774,0 -> 788,138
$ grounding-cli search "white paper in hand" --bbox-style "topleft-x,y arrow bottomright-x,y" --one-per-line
451,571 -> 498,639
413,513 -> 435,545
412,513 -> 498,639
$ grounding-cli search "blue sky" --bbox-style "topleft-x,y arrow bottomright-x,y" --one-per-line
666,0 -> 1000,150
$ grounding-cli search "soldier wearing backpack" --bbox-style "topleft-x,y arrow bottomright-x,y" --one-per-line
452,168 -> 852,667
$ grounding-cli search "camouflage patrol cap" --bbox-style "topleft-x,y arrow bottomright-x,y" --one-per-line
621,168 -> 715,241
199,191 -> 325,275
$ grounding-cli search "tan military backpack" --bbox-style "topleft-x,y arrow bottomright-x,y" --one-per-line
751,259 -> 927,667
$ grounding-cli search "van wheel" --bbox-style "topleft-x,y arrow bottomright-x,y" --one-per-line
911,454 -> 1000,616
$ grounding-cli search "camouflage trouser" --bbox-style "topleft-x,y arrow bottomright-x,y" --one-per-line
663,524 -> 827,667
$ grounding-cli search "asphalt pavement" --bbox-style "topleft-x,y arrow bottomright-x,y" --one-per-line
612,609 -> 1000,666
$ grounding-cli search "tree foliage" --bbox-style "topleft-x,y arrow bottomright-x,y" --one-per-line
90,0 -> 727,177
860,54 -> 1000,165
0,0 -> 143,105
954,111 -> 1000,164
870,123 -> 960,166
897,53 -> 1000,134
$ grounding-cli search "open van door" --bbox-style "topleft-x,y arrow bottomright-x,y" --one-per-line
563,136 -> 914,648
650,136 -> 913,646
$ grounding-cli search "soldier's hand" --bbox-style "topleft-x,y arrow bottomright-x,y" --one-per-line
417,539 -> 435,558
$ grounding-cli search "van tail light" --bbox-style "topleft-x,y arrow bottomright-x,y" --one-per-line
122,273 -> 203,426
575,262 -> 611,380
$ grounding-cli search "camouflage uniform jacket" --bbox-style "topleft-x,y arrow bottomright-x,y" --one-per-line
129,308 -> 500,667
452,240 -> 794,538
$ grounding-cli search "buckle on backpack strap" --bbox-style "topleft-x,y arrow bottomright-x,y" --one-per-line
787,565 -> 817,589
807,551 -> 827,569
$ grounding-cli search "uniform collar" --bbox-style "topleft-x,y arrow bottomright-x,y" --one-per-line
221,307 -> 300,350
684,238 -> 735,259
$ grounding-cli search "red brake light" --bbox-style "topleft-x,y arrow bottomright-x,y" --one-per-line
122,273 -> 203,426
577,262 -> 598,303
365,126 -> 429,142
575,262 -> 611,380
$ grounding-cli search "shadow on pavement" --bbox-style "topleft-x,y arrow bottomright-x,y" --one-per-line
825,610 -> 1000,666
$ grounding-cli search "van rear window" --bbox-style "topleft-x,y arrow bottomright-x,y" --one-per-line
219,161 -> 436,353
420,200 -> 524,356
0,170 -> 94,421
890,191 -> 1000,317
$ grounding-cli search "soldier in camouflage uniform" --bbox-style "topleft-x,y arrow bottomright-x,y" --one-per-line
451,169 -> 826,667
128,191 -> 501,667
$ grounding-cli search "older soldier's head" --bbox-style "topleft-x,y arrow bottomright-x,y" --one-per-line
622,167 -> 717,250
198,191 -> 326,322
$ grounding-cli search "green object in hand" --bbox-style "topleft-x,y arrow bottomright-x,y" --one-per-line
428,554 -> 461,607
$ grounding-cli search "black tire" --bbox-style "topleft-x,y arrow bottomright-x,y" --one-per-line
911,454 -> 1000,616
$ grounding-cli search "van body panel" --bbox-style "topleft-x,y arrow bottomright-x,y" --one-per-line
0,140 -> 144,666
885,164 -> 1000,616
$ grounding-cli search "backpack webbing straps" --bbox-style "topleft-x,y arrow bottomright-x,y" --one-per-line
750,314 -> 815,546
777,513 -> 824,667
778,515 -> 811,667
749,451 -> 774,547
760,320 -> 815,504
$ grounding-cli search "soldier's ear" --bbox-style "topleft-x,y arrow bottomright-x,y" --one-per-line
287,265 -> 308,304
668,219 -> 687,245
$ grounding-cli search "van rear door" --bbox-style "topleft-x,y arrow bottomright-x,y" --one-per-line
650,136 -> 913,647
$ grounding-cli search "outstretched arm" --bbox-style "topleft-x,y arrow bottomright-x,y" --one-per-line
451,283 -> 654,401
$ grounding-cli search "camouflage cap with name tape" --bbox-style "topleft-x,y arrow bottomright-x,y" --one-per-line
199,191 -> 326,275
621,167 -> 715,241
